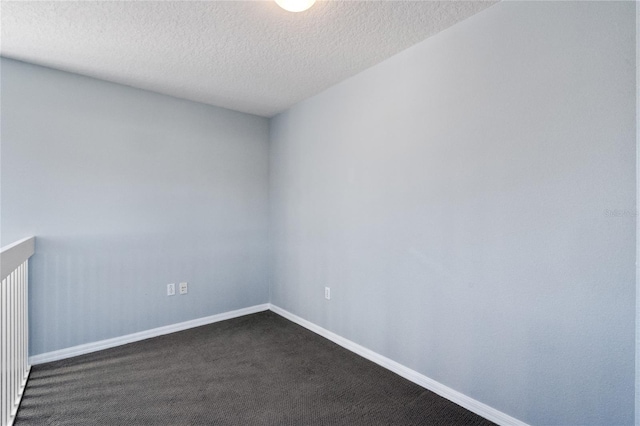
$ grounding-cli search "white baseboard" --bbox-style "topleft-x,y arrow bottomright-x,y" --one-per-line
29,303 -> 270,365
29,301 -> 526,426
269,304 -> 528,426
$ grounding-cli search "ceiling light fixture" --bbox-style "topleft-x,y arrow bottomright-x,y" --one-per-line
275,0 -> 316,13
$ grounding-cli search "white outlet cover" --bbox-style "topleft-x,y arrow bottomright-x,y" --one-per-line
167,283 -> 175,296
325,287 -> 330,300
179,282 -> 188,295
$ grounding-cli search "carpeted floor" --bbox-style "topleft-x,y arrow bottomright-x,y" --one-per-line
16,311 -> 495,425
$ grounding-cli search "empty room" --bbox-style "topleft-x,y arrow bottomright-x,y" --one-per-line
0,0 -> 637,425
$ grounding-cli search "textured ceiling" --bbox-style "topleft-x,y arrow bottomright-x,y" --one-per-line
1,1 -> 496,117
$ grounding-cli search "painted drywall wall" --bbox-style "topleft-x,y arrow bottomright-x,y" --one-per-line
636,4 -> 640,425
1,58 -> 270,356
270,1 -> 636,425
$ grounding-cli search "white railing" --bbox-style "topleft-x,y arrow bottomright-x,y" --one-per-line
1,237 -> 34,426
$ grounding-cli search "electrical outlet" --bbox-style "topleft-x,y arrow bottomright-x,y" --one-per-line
324,287 -> 330,300
167,283 -> 175,296
179,282 -> 188,295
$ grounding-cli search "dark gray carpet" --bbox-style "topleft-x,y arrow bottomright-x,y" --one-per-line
16,311 -> 495,425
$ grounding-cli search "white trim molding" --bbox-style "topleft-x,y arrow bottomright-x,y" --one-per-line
269,304 -> 528,426
29,301 -> 527,426
1,236 -> 35,281
30,304 -> 270,365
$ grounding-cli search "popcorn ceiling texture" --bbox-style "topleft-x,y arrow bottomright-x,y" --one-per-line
0,1 -> 496,117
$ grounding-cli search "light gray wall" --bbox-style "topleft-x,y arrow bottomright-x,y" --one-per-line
636,4 -> 640,425
1,58 -> 270,356
269,2 -> 636,425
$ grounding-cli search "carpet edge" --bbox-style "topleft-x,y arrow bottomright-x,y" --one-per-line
29,303 -> 271,365
268,303 -> 528,426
